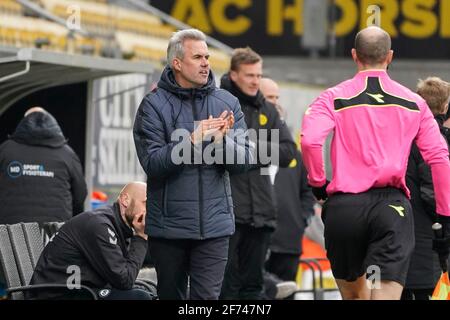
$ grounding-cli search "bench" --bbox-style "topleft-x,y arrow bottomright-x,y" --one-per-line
0,222 -> 97,300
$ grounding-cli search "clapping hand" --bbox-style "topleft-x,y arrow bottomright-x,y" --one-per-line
190,111 -> 234,145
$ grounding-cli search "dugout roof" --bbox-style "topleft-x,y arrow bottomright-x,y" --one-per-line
0,46 -> 154,115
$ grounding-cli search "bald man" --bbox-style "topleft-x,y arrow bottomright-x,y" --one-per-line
260,78 -> 280,105
29,182 -> 153,300
260,78 -> 285,120
24,106 -> 46,117
301,26 -> 450,300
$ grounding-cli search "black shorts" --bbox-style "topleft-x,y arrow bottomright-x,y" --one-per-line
322,187 -> 414,286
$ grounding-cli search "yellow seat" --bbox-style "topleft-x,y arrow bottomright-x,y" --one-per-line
0,0 -> 22,16
0,0 -> 230,66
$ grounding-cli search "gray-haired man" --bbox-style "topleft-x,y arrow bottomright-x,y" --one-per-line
133,29 -> 253,300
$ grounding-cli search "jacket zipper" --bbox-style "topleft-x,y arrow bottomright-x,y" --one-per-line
223,176 -> 231,212
162,181 -> 168,217
192,93 -> 204,239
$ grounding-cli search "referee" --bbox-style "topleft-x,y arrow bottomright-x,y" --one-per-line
301,26 -> 450,300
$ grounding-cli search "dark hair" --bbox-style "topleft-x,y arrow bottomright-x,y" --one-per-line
230,47 -> 262,71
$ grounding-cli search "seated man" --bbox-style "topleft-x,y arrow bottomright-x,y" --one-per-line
29,182 -> 151,300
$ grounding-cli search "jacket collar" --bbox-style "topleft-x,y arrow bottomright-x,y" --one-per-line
355,69 -> 389,79
220,73 -> 265,108
10,111 -> 67,148
157,65 -> 216,99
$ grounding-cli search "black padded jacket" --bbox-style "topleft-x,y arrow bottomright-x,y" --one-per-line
0,111 -> 87,225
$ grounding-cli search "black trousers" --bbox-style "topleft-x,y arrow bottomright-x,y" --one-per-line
220,224 -> 272,300
265,252 -> 300,281
401,288 -> 433,300
149,236 -> 229,300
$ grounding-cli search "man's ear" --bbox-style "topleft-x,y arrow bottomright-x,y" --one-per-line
172,58 -> 182,72
386,50 -> 394,65
230,70 -> 238,82
442,101 -> 449,115
351,48 -> 358,64
120,193 -> 130,208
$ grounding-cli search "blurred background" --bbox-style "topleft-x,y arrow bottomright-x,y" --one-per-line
0,0 -> 449,205
1,0 -> 449,301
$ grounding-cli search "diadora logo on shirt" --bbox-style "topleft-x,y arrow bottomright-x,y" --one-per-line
366,93 -> 385,103
334,77 -> 419,112
108,227 -> 117,245
7,161 -> 54,179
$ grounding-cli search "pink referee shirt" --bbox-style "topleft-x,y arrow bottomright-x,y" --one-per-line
301,69 -> 450,216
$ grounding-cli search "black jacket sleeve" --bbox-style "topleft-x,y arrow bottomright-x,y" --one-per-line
414,145 -> 435,213
222,99 -> 255,174
275,117 -> 297,167
65,146 -> 87,215
409,143 -> 437,220
439,124 -> 450,143
262,107 -> 296,168
298,154 -> 315,221
81,219 -> 148,290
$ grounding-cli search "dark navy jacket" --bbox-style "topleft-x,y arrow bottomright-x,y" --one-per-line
133,66 -> 253,239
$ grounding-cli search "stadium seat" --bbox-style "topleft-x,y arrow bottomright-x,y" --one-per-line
40,0 -> 174,39
0,14 -> 65,51
0,0 -> 229,71
115,31 -> 166,63
41,221 -> 64,246
208,48 -> 231,72
0,223 -> 97,300
0,222 -> 157,300
0,0 -> 23,16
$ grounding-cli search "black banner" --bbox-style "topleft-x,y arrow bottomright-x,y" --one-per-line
150,0 -> 450,59
90,73 -> 157,205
